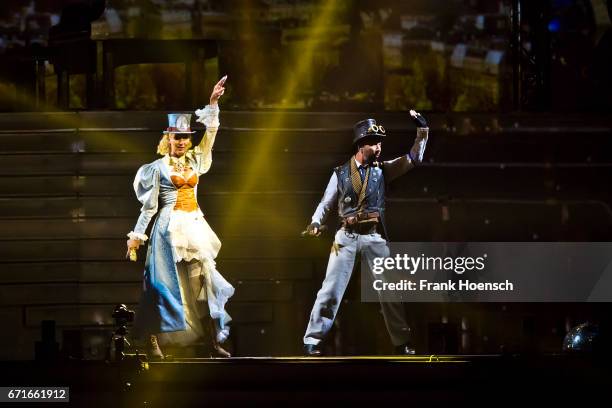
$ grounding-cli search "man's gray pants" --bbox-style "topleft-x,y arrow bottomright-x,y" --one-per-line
303,228 -> 411,347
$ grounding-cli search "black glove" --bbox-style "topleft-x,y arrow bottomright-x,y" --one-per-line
306,222 -> 320,234
410,109 -> 428,128
301,222 -> 322,237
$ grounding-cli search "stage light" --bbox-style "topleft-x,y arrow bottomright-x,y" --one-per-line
562,322 -> 600,353
547,18 -> 561,32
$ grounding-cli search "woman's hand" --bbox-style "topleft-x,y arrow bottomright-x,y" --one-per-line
210,75 -> 227,105
126,238 -> 142,260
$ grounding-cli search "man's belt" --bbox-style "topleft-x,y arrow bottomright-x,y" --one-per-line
342,211 -> 380,226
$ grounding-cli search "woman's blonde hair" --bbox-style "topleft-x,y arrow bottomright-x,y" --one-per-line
157,133 -> 192,155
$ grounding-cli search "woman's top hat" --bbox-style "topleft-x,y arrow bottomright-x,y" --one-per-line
163,113 -> 196,134
353,118 -> 386,144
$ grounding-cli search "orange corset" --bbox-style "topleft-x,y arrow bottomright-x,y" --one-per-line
171,173 -> 198,212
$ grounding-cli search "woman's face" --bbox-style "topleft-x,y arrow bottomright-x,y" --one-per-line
168,133 -> 191,157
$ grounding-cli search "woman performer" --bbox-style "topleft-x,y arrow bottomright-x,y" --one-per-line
125,77 -> 233,359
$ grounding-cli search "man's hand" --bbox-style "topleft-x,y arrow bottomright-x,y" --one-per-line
302,222 -> 322,237
210,75 -> 227,105
409,109 -> 428,128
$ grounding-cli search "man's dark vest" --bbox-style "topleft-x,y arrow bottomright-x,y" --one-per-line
335,159 -> 385,218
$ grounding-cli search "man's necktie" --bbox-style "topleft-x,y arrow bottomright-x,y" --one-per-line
358,165 -> 367,182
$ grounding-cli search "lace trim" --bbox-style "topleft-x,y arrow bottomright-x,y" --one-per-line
194,104 -> 220,128
173,247 -> 202,263
127,231 -> 148,241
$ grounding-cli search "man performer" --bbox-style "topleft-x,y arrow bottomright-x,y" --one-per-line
302,110 -> 429,356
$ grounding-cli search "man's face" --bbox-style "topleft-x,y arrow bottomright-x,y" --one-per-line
359,140 -> 382,162
168,133 -> 191,157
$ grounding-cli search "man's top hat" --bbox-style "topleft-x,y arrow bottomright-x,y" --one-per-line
163,113 -> 196,134
353,118 -> 386,144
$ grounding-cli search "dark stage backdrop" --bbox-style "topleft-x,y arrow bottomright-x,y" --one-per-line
0,110 -> 611,359
0,0 -> 610,112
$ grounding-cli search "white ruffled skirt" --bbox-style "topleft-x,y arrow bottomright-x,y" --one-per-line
157,209 -> 234,346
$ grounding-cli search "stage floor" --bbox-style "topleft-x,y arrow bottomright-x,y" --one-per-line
1,354 -> 609,406
154,354 -> 480,362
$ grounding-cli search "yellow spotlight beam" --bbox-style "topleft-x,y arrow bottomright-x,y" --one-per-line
0,81 -> 151,153
222,2 -> 342,232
